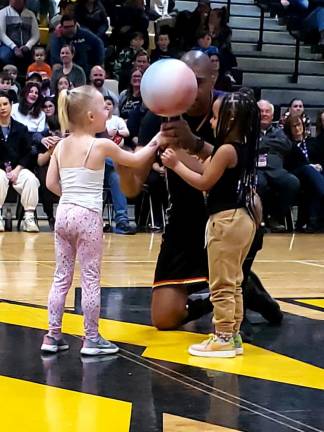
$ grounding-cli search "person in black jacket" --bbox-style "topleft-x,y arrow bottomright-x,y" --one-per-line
284,113 -> 324,231
0,91 -> 39,232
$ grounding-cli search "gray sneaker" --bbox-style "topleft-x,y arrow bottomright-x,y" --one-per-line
80,335 -> 119,356
41,334 -> 70,353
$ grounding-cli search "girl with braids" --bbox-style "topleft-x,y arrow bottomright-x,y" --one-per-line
161,92 -> 260,358
41,85 -> 161,356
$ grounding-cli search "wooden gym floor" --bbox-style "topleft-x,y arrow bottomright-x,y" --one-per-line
0,229 -> 324,431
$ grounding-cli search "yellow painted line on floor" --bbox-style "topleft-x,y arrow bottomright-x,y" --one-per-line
1,303 -> 324,391
1,375 -> 132,432
295,299 -> 324,309
163,413 -> 241,431
277,300 -> 324,320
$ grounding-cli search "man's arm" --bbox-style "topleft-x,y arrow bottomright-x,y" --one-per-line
25,12 -> 40,50
0,9 -> 16,49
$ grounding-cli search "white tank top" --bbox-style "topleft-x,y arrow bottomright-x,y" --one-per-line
58,139 -> 104,213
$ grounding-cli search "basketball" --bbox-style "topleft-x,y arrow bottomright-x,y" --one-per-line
140,59 -> 198,117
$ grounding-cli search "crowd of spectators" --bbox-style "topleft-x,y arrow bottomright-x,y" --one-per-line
0,0 -> 323,234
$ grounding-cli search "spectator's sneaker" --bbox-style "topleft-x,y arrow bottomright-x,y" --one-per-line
41,334 -> 70,353
114,222 -> 136,235
189,334 -> 236,358
80,335 -> 119,356
0,216 -> 4,232
22,215 -> 39,232
233,333 -> 244,355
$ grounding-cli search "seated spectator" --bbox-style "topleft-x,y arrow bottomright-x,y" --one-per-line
3,64 -> 20,95
0,91 -> 39,232
113,32 -> 145,81
51,44 -> 86,91
208,7 -> 232,51
257,99 -> 300,232
27,46 -> 52,79
34,97 -> 61,231
207,48 -> 233,91
49,0 -> 77,32
26,71 -> 43,86
53,75 -> 72,107
280,98 -> 311,137
75,0 -> 109,45
0,71 -> 17,103
50,14 -> 105,77
118,48 -> 150,93
0,0 -> 40,67
11,82 -> 46,134
111,0 -> 149,51
284,113 -> 324,231
150,31 -> 177,63
119,68 -> 143,122
308,109 -> 324,167
192,30 -> 213,54
98,96 -> 136,235
281,0 -> 324,45
42,96 -> 60,132
89,65 -> 119,111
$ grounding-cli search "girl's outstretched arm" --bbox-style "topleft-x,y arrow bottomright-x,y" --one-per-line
161,145 -> 237,191
101,133 -> 161,169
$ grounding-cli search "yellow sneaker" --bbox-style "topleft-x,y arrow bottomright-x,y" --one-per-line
189,334 -> 236,358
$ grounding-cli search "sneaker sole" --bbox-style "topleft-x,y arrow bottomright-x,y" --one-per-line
41,344 -> 69,353
235,347 -> 244,355
188,347 -> 236,358
80,346 -> 120,356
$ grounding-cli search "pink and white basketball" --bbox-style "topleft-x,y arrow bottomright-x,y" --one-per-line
140,59 -> 198,117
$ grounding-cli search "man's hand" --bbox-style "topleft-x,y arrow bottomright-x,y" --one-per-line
20,45 -> 30,54
161,148 -> 179,170
14,47 -> 23,58
160,120 -> 197,152
7,166 -> 22,184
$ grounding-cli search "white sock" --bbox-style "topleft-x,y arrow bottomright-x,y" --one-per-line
24,211 -> 34,219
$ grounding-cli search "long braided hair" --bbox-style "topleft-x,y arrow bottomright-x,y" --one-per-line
214,91 -> 261,224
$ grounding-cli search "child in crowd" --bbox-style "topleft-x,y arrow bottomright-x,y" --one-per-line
150,32 -> 175,63
27,46 -> 52,79
41,85 -> 160,355
3,64 -> 20,95
113,32 -> 145,80
0,71 -> 17,103
161,93 -> 260,358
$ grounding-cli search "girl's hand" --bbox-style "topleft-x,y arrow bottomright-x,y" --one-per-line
161,148 -> 179,169
148,131 -> 161,149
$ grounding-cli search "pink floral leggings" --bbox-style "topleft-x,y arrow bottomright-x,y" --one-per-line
48,204 -> 103,340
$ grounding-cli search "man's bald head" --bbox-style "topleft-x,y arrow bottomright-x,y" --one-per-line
90,65 -> 106,88
181,51 -> 214,116
181,50 -> 213,77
